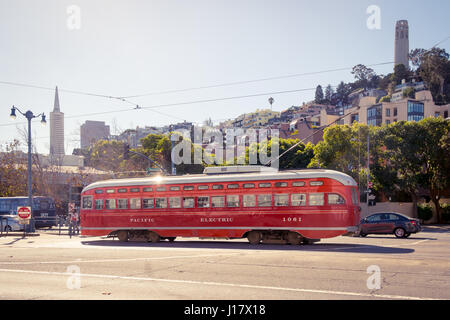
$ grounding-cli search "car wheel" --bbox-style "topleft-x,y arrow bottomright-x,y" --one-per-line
394,228 -> 406,238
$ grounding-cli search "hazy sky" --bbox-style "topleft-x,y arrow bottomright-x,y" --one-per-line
1,0 -> 449,155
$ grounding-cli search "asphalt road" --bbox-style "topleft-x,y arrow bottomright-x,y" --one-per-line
0,226 -> 449,301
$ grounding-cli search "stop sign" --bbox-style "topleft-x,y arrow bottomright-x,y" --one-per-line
17,206 -> 32,220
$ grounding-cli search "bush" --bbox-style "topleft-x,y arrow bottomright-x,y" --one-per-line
441,204 -> 450,223
417,204 -> 433,221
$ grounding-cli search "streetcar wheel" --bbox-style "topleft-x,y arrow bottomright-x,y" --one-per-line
147,231 -> 161,243
286,232 -> 302,245
166,237 -> 176,242
117,231 -> 129,242
247,231 -> 262,245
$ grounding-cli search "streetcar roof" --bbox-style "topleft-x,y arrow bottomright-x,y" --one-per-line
82,169 -> 357,193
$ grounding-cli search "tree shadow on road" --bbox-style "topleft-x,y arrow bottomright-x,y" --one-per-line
80,239 -> 414,254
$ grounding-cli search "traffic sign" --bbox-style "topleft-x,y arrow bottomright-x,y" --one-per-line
17,206 -> 31,224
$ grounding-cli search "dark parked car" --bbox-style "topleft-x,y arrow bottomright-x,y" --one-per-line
358,212 -> 421,238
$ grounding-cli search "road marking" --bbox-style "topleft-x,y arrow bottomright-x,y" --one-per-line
0,268 -> 438,300
0,253 -> 241,265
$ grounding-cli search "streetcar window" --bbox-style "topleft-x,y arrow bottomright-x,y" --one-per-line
258,183 -> 271,188
351,188 -> 359,205
226,195 -> 239,208
94,199 -> 103,210
291,194 -> 306,206
117,199 -> 128,209
243,195 -> 256,207
130,188 -> 140,193
82,196 -> 93,209
310,181 -> 324,186
212,184 -> 224,190
183,197 -> 195,208
143,187 -> 153,192
274,194 -> 289,207
197,197 -> 210,208
156,187 -> 166,192
211,196 -> 225,208
142,198 -> 154,209
198,185 -> 209,190
169,197 -> 181,208
106,189 -> 115,194
170,186 -> 180,191
275,182 -> 288,188
292,182 -> 305,187
105,199 -> 116,209
118,188 -> 127,193
328,194 -> 346,205
243,183 -> 255,189
227,184 -> 239,189
183,186 -> 194,191
95,189 -> 104,194
155,198 -> 167,208
130,198 -> 141,209
257,194 -> 272,207
309,193 -> 324,206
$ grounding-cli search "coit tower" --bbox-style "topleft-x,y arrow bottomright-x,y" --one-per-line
50,86 -> 65,156
394,20 -> 409,68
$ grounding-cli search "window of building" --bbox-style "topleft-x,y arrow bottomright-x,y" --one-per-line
386,108 -> 390,117
226,195 -> 240,208
155,198 -> 167,208
328,194 -> 346,205
142,198 -> 154,209
243,195 -> 256,207
257,194 -> 272,207
94,199 -> 103,210
105,199 -> 116,210
291,194 -> 306,206
393,108 -> 398,117
169,197 -> 181,208
183,197 -> 195,208
211,196 -> 225,208
407,101 -> 424,122
309,193 -> 324,206
274,194 -> 289,207
198,196 -> 210,208
130,198 -> 141,209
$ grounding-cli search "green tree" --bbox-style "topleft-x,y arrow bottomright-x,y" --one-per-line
351,64 -> 376,89
315,85 -> 324,104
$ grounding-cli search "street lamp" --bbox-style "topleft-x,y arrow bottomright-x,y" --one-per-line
10,106 -> 47,233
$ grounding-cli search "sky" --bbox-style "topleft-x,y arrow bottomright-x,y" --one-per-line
1,0 -> 449,155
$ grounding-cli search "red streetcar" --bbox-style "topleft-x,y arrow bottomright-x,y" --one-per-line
80,166 -> 361,245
